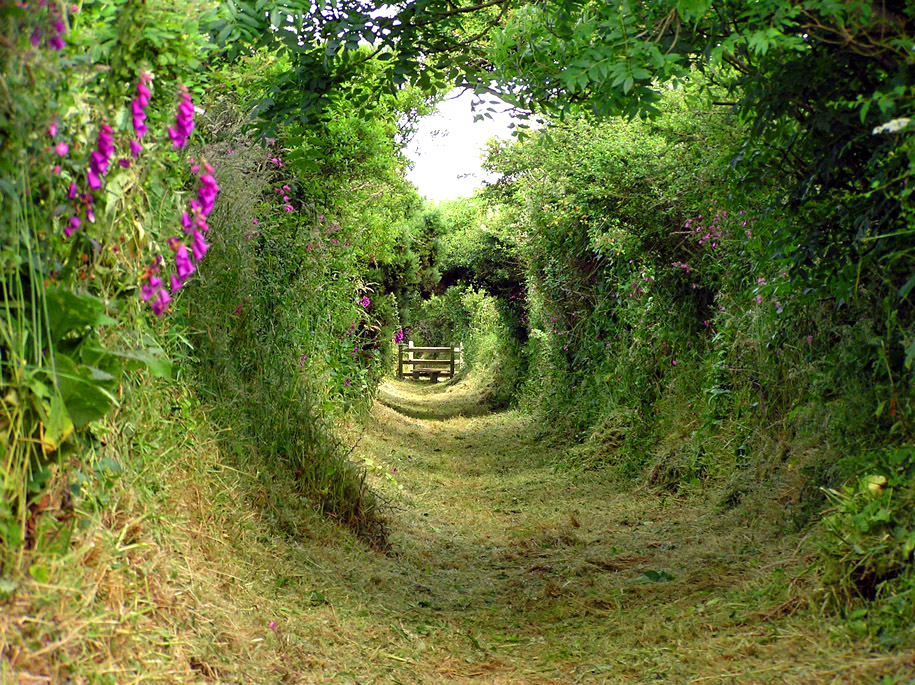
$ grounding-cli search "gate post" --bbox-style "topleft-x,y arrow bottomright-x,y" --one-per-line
450,343 -> 455,377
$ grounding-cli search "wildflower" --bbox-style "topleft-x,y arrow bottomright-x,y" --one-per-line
672,360 -> 677,366
806,335 -> 813,344
190,230 -> 209,261
67,182 -> 77,199
151,287 -> 171,317
118,158 -> 130,169
167,87 -> 194,149
131,98 -> 148,138
174,243 -> 194,282
197,173 -> 220,216
64,215 -> 81,237
359,296 -> 370,308
284,204 -> 293,212
48,121 -> 58,138
299,354 -> 307,367
252,219 -> 258,225
268,621 -> 277,630
756,295 -> 763,304
130,140 -> 143,158
282,185 -> 290,191
141,275 -> 162,301
345,378 -> 351,387
234,303 -> 243,315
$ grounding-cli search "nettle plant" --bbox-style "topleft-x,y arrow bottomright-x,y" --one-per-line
0,2 -> 219,565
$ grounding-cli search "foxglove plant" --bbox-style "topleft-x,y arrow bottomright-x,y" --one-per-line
143,160 -> 219,316
87,123 -> 114,190
167,86 -> 194,149
130,72 -> 151,157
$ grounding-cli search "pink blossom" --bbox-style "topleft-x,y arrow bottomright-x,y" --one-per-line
54,141 -> 68,156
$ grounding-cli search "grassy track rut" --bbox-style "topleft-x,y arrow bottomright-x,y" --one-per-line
290,378 -> 912,683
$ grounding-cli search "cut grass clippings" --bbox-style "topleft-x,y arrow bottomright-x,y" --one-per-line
3,375 -> 915,682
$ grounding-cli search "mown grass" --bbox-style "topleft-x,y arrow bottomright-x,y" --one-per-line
3,373 -> 914,682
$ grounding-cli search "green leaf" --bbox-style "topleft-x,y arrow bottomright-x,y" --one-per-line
898,273 -> 915,299
640,569 -> 674,582
44,286 -> 116,344
106,348 -> 173,378
631,67 -> 650,81
54,354 -> 118,429
29,564 -> 50,584
905,339 -> 915,370
42,394 -> 74,454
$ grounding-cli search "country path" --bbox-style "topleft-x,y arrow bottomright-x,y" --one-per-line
287,377 -> 898,684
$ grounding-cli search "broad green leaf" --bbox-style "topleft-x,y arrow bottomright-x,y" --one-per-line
54,354 -> 118,429
42,394 -> 74,454
44,286 -> 116,344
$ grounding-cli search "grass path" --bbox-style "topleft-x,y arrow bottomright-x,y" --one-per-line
10,376 -> 913,683
288,378 -> 912,684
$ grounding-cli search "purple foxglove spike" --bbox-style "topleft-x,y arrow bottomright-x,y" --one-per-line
151,288 -> 171,317
175,244 -> 194,280
168,127 -> 184,149
191,231 -> 209,261
67,182 -> 77,199
130,139 -> 143,158
87,170 -> 101,190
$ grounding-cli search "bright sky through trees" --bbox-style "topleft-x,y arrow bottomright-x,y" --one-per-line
405,89 -> 516,202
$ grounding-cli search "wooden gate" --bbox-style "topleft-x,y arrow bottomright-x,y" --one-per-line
397,341 -> 463,381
